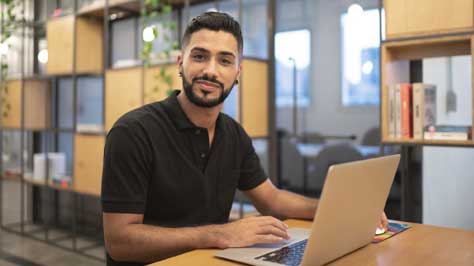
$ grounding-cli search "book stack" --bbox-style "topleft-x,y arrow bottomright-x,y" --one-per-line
387,83 -> 472,141
424,125 -> 472,141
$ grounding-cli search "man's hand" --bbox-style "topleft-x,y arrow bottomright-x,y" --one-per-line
378,212 -> 389,231
213,216 -> 290,249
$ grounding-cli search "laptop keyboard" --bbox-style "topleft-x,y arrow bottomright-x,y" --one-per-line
255,239 -> 308,266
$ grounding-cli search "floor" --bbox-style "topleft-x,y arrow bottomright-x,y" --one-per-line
0,180 -> 104,266
0,179 -> 258,266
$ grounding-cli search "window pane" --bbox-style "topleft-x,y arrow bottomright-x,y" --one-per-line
58,78 -> 74,129
275,29 -> 310,107
341,8 -> 382,106
77,77 -> 103,130
241,0 -> 267,59
111,17 -> 140,68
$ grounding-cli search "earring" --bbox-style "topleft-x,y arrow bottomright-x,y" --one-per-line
179,72 -> 183,77
235,79 -> 239,85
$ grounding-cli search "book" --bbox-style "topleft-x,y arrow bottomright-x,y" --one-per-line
424,125 -> 472,140
394,84 -> 402,138
412,83 -> 436,139
400,83 -> 413,138
388,85 -> 396,138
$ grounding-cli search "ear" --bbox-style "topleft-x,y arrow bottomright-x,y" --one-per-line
236,62 -> 242,81
177,52 -> 183,68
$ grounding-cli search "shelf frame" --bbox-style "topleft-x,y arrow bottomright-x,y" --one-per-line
381,33 -> 474,145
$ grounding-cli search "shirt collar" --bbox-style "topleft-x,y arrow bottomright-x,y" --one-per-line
162,90 -> 197,130
162,90 -> 225,133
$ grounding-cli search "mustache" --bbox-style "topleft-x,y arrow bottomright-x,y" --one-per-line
192,75 -> 224,89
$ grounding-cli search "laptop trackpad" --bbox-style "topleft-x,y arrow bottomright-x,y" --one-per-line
215,228 -> 310,259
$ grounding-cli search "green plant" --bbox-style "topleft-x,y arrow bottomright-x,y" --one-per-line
0,0 -> 20,118
141,0 -> 179,102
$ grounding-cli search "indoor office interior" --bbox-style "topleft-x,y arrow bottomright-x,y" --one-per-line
0,0 -> 473,265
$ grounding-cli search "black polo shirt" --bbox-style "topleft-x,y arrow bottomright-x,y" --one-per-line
101,90 -> 267,266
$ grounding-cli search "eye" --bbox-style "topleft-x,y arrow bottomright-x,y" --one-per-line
192,54 -> 206,61
221,58 -> 233,65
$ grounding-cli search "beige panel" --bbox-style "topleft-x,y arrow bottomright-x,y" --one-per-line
1,80 -> 51,129
385,0 -> 474,38
105,67 -> 143,131
1,80 -> 22,128
46,16 -> 74,75
74,134 -> 105,196
46,15 -> 103,75
24,80 -> 51,129
144,64 -> 181,104
241,59 -> 268,138
76,17 -> 103,74
384,0 -> 407,38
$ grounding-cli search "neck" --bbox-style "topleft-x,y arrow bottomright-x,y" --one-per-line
177,91 -> 222,130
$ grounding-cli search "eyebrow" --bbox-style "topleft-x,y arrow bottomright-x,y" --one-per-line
190,47 -> 236,59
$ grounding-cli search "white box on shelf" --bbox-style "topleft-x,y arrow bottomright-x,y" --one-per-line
33,153 -> 66,181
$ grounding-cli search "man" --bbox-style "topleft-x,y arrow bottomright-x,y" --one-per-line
101,11 -> 388,266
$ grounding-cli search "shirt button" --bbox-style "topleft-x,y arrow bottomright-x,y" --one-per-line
195,129 -> 201,135
200,153 -> 206,158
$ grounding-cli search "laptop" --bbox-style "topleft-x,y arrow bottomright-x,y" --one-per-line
216,154 -> 400,266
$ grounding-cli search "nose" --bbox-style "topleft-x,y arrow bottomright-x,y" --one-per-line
202,59 -> 218,79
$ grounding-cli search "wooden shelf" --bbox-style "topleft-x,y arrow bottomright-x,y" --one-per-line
381,33 -> 474,144
383,138 -> 474,147
0,173 -> 22,182
23,177 -> 49,187
77,0 -> 140,18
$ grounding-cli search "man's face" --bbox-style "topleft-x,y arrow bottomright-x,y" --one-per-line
178,29 -> 241,108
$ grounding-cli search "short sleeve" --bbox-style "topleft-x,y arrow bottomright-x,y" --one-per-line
101,125 -> 152,213
237,129 -> 268,191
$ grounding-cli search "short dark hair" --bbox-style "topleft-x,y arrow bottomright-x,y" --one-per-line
181,11 -> 243,55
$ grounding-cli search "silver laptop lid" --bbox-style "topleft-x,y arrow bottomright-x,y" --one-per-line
301,154 -> 400,266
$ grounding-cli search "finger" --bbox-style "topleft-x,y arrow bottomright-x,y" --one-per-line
254,235 -> 285,245
257,216 -> 289,231
381,212 -> 388,229
256,225 -> 290,239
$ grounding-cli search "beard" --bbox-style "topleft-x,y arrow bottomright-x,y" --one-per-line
181,72 -> 236,108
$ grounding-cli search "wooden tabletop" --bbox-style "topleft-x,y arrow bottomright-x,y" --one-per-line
149,219 -> 474,266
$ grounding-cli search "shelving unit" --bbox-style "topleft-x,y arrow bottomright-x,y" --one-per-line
1,0 -> 276,262
381,0 -> 474,222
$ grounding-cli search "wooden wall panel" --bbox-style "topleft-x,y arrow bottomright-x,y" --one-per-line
76,17 -> 103,74
1,80 -> 51,129
46,15 -> 103,75
105,67 -> 143,131
240,59 -> 268,138
144,64 -> 180,104
74,134 -> 105,196
1,80 -> 22,128
385,0 -> 474,39
24,80 -> 51,129
46,16 -> 74,75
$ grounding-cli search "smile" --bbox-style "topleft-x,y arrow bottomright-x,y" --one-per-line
195,80 -> 221,91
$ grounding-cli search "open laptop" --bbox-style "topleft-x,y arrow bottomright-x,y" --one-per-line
216,154 -> 400,266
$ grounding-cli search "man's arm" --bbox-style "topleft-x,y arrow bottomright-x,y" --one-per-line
103,212 -> 290,263
244,179 -> 318,220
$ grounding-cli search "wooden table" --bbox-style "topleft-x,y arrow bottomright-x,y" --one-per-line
149,219 -> 474,266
